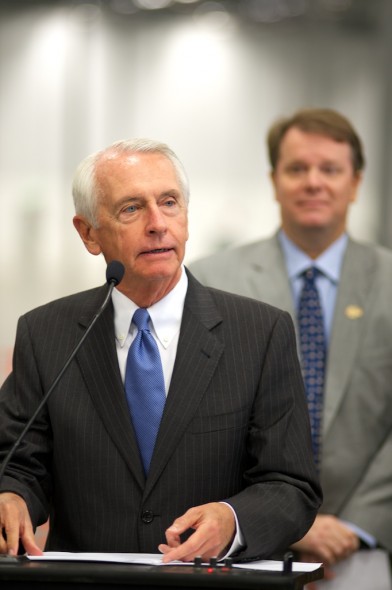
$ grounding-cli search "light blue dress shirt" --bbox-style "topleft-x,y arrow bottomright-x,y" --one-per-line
278,230 -> 348,346
278,230 -> 377,549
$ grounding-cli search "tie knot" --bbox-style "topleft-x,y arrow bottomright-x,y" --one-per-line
303,266 -> 320,282
132,308 -> 150,331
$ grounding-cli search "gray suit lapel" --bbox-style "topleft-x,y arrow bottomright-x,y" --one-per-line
323,240 -> 376,435
76,288 -> 145,489
144,274 -> 224,496
240,234 -> 296,316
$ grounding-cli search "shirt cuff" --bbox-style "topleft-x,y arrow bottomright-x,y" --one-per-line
218,502 -> 245,558
341,520 -> 377,548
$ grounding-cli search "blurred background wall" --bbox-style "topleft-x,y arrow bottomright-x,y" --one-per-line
1,0 -> 392,385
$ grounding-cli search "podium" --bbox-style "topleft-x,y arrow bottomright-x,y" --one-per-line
0,558 -> 323,590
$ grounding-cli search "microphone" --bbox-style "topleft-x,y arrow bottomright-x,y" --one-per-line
106,259 -> 125,288
0,260 -> 125,485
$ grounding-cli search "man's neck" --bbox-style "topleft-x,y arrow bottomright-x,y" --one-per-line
118,269 -> 183,309
281,226 -> 346,259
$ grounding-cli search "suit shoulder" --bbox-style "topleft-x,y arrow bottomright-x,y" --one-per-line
186,268 -> 292,325
202,286 -> 296,344
370,242 -> 392,263
348,238 -> 392,273
22,286 -> 105,322
187,236 -> 278,294
188,237 -> 272,270
205,283 -> 291,322
350,238 -> 392,256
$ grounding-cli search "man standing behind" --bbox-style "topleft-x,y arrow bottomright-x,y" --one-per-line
190,108 -> 392,588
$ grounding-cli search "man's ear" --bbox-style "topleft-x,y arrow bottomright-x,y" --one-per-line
73,215 -> 102,256
270,170 -> 280,202
350,171 -> 363,204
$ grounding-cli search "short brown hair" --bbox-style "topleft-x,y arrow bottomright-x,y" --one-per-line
267,108 -> 365,173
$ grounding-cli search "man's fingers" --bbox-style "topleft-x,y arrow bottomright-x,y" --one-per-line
21,537 -> 43,556
292,514 -> 360,565
159,532 -> 211,563
160,526 -> 205,563
159,503 -> 235,564
165,510 -> 199,542
0,528 -> 10,555
0,492 -> 41,556
20,520 -> 43,556
3,522 -> 23,556
161,507 -> 204,556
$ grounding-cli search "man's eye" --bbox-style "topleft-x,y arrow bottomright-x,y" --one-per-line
287,164 -> 306,174
123,205 -> 138,214
321,165 -> 340,175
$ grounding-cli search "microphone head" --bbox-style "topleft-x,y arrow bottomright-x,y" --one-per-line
106,260 -> 125,286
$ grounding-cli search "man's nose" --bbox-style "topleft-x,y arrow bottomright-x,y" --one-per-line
305,167 -> 323,187
145,204 -> 167,234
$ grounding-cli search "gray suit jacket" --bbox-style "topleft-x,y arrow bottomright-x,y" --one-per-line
189,234 -> 392,552
0,271 -> 321,558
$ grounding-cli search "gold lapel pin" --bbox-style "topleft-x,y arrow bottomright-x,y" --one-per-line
345,305 -> 364,319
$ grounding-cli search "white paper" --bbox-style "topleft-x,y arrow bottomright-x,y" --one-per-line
27,552 -> 322,572
234,560 -> 322,572
27,553 -> 170,565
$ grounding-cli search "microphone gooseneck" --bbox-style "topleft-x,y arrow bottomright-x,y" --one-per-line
0,260 -> 125,484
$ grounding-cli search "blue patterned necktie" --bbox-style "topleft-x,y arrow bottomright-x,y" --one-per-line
297,267 -> 326,470
125,308 -> 166,475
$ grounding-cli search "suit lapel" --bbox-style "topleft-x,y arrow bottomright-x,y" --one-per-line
323,240 -> 376,435
144,273 -> 224,496
244,235 -> 296,316
76,287 -> 145,489
73,280 -> 226,495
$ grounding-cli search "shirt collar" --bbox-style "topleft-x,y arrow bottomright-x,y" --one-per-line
278,229 -> 348,283
112,266 -> 188,349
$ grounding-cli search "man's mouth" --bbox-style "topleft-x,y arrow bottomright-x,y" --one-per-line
299,199 -> 328,208
141,248 -> 172,255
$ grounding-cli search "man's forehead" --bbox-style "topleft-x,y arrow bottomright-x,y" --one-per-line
280,129 -> 352,157
98,150 -> 164,168
96,151 -> 177,183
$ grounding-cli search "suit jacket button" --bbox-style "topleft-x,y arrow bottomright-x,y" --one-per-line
141,510 -> 154,524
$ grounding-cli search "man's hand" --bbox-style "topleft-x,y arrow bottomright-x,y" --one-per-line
291,514 -> 360,566
0,493 -> 43,556
158,502 -> 235,563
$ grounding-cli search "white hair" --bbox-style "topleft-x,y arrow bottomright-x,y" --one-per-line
72,138 -> 190,227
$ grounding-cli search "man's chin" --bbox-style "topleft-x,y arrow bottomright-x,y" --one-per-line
139,262 -> 182,282
297,217 -> 331,231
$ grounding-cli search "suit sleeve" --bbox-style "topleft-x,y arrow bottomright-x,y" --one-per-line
0,314 -> 51,527
226,311 -> 322,559
337,424 -> 392,552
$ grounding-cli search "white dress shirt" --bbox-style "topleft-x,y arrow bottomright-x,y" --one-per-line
112,267 -> 188,393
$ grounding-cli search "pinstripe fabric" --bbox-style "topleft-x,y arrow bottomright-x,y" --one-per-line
0,272 -> 321,558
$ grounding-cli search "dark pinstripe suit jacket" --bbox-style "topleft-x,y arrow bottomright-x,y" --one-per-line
0,270 -> 321,559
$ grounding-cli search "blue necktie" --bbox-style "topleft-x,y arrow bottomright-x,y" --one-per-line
125,308 -> 166,475
297,267 -> 326,470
